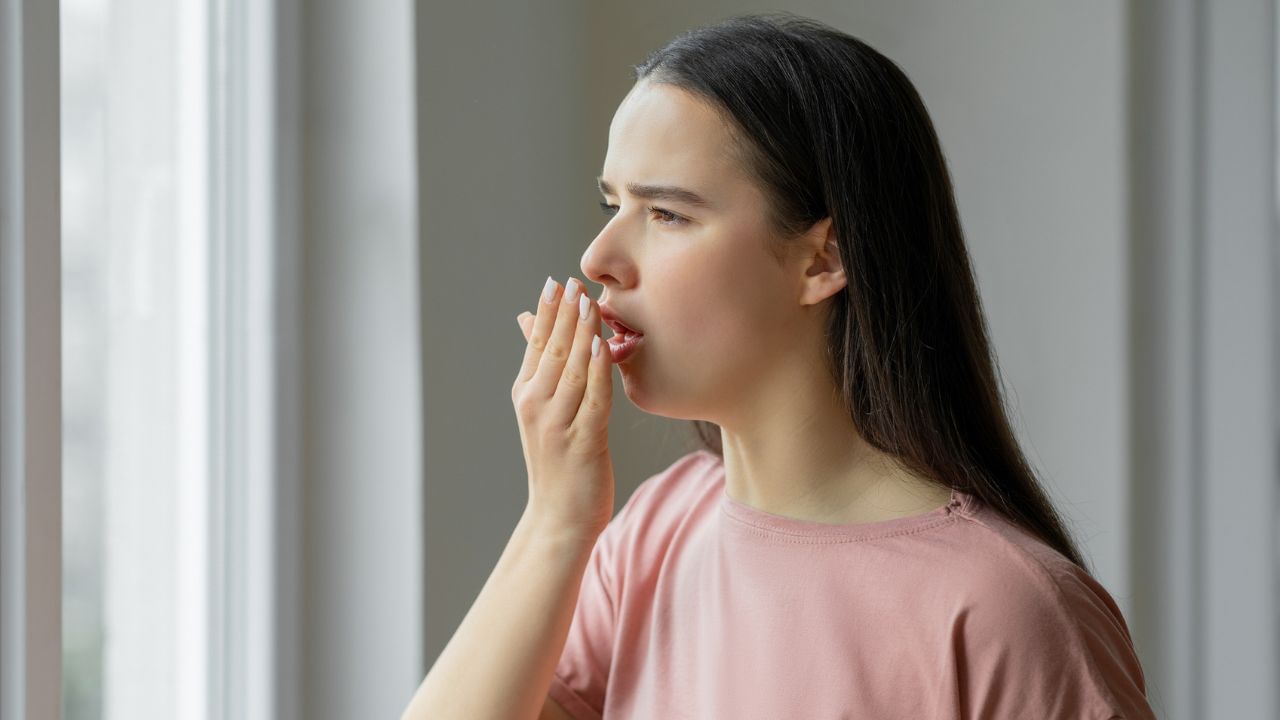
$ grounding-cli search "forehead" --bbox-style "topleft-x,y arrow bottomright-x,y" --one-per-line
602,81 -> 746,191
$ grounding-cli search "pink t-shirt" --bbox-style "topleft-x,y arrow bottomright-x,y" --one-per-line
549,449 -> 1155,719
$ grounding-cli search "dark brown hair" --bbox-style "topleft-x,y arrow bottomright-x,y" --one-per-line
633,12 -> 1089,570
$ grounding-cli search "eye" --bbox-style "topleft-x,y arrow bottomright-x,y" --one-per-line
597,202 -> 687,226
647,206 -> 685,225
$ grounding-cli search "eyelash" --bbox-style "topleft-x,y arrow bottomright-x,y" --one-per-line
598,201 -> 687,226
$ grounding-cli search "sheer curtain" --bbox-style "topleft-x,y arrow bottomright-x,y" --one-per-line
3,0 -> 422,718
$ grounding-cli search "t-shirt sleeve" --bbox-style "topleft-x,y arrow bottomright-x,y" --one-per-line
546,451 -> 713,719
960,554 -> 1156,720
546,492 -> 634,720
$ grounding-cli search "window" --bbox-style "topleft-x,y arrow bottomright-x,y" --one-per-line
61,0 -> 275,716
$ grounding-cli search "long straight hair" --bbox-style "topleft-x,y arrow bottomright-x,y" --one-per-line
634,12 -> 1089,570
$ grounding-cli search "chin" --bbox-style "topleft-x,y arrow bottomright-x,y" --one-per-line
618,365 -> 665,416
618,371 -> 708,422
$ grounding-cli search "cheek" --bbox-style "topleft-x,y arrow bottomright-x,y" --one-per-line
652,249 -> 774,352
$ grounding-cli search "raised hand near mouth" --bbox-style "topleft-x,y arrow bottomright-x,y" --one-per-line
512,276 -> 617,543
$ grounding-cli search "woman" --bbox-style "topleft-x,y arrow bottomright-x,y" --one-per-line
404,12 -> 1155,720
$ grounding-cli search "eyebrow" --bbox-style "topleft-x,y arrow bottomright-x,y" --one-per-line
596,176 -> 714,210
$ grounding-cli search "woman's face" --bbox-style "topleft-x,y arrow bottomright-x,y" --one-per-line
582,79 -> 816,422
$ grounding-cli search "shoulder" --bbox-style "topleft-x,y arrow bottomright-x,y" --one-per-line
941,497 -> 1152,717
946,499 -> 1133,643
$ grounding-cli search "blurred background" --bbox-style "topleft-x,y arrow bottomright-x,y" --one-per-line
0,0 -> 1272,719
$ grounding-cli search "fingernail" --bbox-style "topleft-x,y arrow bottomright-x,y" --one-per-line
579,294 -> 590,320
542,276 -> 557,304
592,334 -> 601,356
564,278 -> 580,303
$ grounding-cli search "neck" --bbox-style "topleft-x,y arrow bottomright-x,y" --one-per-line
715,350 -> 950,525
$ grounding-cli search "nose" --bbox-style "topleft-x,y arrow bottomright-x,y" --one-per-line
580,222 -> 632,294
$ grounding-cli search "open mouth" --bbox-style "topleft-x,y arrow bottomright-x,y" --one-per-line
609,327 -> 644,342
604,319 -> 644,341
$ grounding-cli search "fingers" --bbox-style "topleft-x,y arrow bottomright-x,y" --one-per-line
518,276 -> 591,394
528,277 -> 588,401
513,276 -> 613,430
576,304 -> 613,430
517,277 -> 563,384
548,290 -> 604,422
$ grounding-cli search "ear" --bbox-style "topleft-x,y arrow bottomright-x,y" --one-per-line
799,217 -> 846,306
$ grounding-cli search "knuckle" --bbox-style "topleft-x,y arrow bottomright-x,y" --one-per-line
543,342 -> 569,362
560,366 -> 586,387
513,394 -> 537,420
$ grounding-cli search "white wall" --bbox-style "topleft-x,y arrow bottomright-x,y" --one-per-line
0,0 -> 61,717
297,1 -> 422,718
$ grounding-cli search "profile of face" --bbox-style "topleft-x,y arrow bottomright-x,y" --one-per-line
582,79 -> 840,425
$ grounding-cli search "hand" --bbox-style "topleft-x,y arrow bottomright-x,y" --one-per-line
511,276 -> 616,541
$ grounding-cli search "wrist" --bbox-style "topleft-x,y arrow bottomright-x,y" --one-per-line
516,506 -> 606,552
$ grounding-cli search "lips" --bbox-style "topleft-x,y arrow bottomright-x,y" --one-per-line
599,305 -> 644,339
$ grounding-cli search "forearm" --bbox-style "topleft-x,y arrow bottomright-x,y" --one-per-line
401,509 -> 600,720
